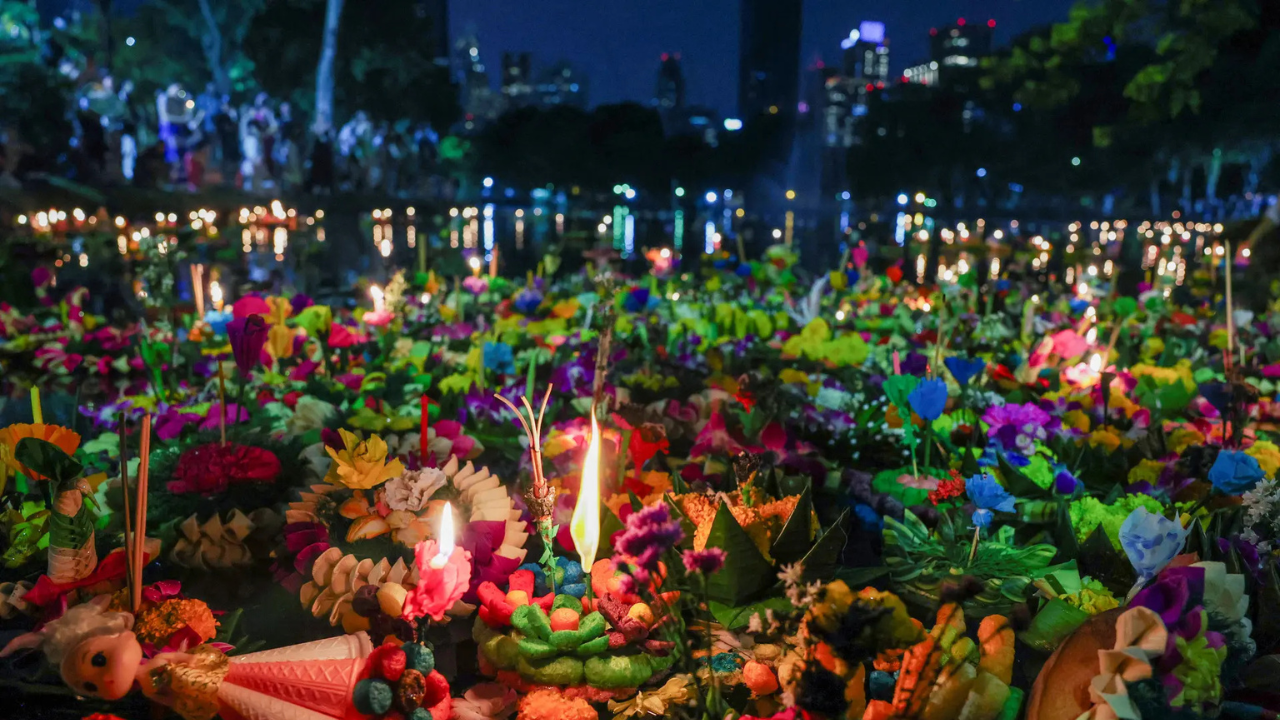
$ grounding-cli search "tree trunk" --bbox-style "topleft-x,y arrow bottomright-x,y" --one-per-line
314,0 -> 345,133
195,0 -> 230,96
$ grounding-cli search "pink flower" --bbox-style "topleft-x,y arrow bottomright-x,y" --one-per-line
403,540 -> 472,623
327,323 -> 363,348
1049,329 -> 1089,360
232,295 -> 272,319
363,309 -> 395,327
690,410 -> 744,458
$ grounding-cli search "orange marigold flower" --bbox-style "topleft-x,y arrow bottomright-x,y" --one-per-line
0,423 -> 81,478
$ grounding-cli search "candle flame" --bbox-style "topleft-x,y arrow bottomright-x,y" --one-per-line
437,501 -> 454,560
570,407 -> 602,571
369,284 -> 385,311
1089,353 -> 1103,372
209,281 -> 223,307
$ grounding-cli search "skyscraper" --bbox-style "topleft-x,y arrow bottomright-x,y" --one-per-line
501,52 -> 535,108
419,0 -> 450,66
536,61 -> 588,109
654,53 -> 686,112
929,19 -> 994,90
739,0 -> 803,119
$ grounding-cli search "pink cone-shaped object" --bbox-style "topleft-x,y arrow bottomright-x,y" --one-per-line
229,632 -> 372,664
226,658 -> 363,718
218,682 -> 336,720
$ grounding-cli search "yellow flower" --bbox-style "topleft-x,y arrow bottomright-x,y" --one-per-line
266,296 -> 293,326
779,369 -> 809,384
1063,410 -> 1091,434
1127,458 -> 1166,485
266,323 -> 296,359
1142,337 -> 1165,359
1087,429 -> 1122,453
1246,441 -> 1280,478
1169,426 -> 1206,455
439,304 -> 458,321
324,429 -> 405,489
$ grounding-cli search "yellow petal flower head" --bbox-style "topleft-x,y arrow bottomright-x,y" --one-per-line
266,296 -> 294,326
267,323 -> 297,360
324,428 -> 405,490
0,424 -> 82,479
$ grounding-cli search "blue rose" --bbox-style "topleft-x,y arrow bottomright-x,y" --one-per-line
907,378 -> 948,421
943,356 -> 986,386
1119,507 -> 1187,582
1208,450 -> 1265,495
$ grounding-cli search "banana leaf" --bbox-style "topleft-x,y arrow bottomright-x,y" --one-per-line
704,501 -> 774,605
770,484 -> 813,565
1021,598 -> 1091,653
14,438 -> 83,489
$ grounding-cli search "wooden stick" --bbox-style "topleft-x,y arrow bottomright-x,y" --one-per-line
132,414 -> 152,612
118,414 -> 135,613
217,362 -> 228,447
1225,240 -> 1235,372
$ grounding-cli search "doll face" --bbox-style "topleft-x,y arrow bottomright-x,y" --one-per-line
61,632 -> 143,700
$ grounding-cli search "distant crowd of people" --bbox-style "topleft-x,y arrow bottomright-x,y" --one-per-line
64,76 -> 451,197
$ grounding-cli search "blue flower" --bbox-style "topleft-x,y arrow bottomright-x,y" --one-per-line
1053,467 -> 1080,495
966,474 -> 1016,529
846,269 -> 861,286
483,342 -> 515,374
513,288 -> 543,315
623,288 -> 654,313
1208,450 -> 1265,495
1118,507 -> 1187,582
854,502 -> 884,532
944,356 -> 987,386
735,263 -> 753,277
995,279 -> 1011,291
907,378 -> 948,421
1068,298 -> 1090,313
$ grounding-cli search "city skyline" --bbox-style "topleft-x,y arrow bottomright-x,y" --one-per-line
452,0 -> 1078,117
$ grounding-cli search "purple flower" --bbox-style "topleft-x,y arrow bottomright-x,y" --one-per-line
226,314 -> 268,376
1131,571 -> 1192,627
682,548 -> 726,575
616,503 -> 685,572
1054,468 -> 1080,495
983,402 -> 1054,453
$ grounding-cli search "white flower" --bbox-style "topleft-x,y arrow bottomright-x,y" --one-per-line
384,467 -> 447,512
286,396 -> 336,436
815,387 -> 852,411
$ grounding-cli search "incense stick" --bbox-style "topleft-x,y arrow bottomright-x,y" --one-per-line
132,414 -> 152,612
118,414 -> 135,613
1225,240 -> 1235,372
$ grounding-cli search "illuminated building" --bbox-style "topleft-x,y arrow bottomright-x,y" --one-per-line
929,19 -> 994,90
739,0 -> 803,120
536,61 -> 588,109
501,52 -> 535,108
902,61 -> 939,86
654,53 -> 686,113
454,28 -> 504,130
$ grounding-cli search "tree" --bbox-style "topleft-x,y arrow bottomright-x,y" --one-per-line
246,0 -> 458,128
314,0 -> 343,132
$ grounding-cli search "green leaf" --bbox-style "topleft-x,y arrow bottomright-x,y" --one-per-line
14,438 -> 84,487
1021,598 -> 1092,652
704,501 -> 775,605
770,484 -> 813,565
801,508 -> 850,575
708,596 -> 794,630
997,453 -> 1050,499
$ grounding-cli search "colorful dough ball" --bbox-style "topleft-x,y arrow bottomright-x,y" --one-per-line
402,642 -> 436,675
353,678 -> 394,715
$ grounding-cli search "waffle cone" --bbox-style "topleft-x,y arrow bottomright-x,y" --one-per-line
229,632 -> 372,664
218,682 -> 337,720
226,658 -> 363,717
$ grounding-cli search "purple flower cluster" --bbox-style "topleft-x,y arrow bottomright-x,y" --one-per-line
983,402 -> 1056,454
616,503 -> 685,574
682,547 -> 726,575
1130,565 -> 1228,704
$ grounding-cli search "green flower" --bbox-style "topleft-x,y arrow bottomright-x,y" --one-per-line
1069,495 -> 1166,548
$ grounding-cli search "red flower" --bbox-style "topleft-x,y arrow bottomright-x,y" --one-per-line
628,423 -> 669,477
928,470 -> 967,505
886,265 -> 904,283
403,540 -> 472,623
168,443 -> 282,495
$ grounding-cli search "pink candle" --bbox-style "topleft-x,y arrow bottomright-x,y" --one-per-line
420,395 -> 430,465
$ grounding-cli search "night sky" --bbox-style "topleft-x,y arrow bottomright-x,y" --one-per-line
453,0 -> 1079,116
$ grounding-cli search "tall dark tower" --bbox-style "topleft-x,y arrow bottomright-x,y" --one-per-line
738,0 -> 803,119
419,0 -> 450,66
654,54 -> 686,112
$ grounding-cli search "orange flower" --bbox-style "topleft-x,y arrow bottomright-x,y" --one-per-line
0,423 -> 81,478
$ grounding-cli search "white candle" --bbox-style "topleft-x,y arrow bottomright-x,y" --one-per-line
431,502 -> 454,569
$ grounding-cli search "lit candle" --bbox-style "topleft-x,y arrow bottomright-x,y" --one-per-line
191,264 -> 205,317
31,387 -> 43,424
570,407 -> 602,572
469,256 -> 482,277
209,280 -> 224,312
489,247 -> 498,278
369,284 -> 385,313
431,502 -> 455,569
